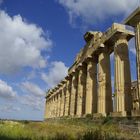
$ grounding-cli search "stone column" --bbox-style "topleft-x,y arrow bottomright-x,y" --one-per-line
98,47 -> 113,116
44,99 -> 48,119
60,84 -> 66,117
135,22 -> 140,109
114,35 -> 132,116
48,99 -> 51,118
85,57 -> 97,115
70,72 -> 78,116
58,91 -> 62,117
54,95 -> 57,118
65,76 -> 72,116
56,93 -> 59,117
76,64 -> 87,117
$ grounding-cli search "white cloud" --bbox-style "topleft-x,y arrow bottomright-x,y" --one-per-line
57,0 -> 138,25
20,94 -> 45,111
0,79 -> 17,99
22,81 -> 45,97
41,61 -> 68,88
0,10 -> 52,74
0,104 -> 21,112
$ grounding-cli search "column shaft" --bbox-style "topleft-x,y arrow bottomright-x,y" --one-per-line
70,73 -> 78,116
76,65 -> 87,116
136,22 -> 140,109
98,49 -> 113,116
85,59 -> 97,114
65,78 -> 72,116
114,37 -> 132,116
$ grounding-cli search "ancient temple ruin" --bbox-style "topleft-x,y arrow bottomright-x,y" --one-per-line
44,7 -> 140,118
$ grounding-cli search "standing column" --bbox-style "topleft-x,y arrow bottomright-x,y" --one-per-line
65,76 -> 72,116
114,35 -> 132,116
85,57 -> 97,115
76,64 -> 87,117
98,48 -> 113,116
70,72 -> 78,116
54,95 -> 57,118
44,99 -> 48,119
124,7 -> 140,115
60,83 -> 66,117
135,22 -> 140,109
56,93 -> 59,117
58,91 -> 62,117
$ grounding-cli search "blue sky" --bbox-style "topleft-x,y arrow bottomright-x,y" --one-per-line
0,0 -> 139,120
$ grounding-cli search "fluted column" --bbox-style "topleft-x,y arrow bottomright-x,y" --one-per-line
44,99 -> 48,119
98,48 -> 113,116
135,22 -> 140,109
85,58 -> 97,115
65,76 -> 72,116
76,64 -> 87,117
54,95 -> 57,118
70,72 -> 78,116
114,35 -> 132,116
56,93 -> 59,117
58,91 -> 62,117
60,84 -> 66,117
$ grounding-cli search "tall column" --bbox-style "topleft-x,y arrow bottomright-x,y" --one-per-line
56,93 -> 59,117
76,64 -> 87,117
98,48 -> 113,116
85,57 -> 97,115
70,72 -> 78,116
44,99 -> 48,119
54,95 -> 57,118
65,76 -> 72,116
124,7 -> 140,115
58,91 -> 62,117
135,22 -> 140,109
60,83 -> 66,117
114,35 -> 132,116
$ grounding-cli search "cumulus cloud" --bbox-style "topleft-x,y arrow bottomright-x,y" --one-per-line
22,81 -> 45,97
0,79 -> 17,99
41,61 -> 68,88
57,0 -> 138,25
0,10 -> 52,74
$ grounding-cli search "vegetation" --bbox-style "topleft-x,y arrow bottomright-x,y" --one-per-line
0,118 -> 139,140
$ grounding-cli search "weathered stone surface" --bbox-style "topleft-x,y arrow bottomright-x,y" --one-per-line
97,48 -> 113,116
70,72 -> 78,116
114,35 -> 132,116
85,58 -> 97,115
76,64 -> 87,117
44,8 -> 139,120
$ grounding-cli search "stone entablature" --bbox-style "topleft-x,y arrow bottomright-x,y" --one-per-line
68,23 -> 134,74
44,7 -> 140,119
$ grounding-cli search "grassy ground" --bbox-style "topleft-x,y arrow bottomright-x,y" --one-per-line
0,118 -> 139,140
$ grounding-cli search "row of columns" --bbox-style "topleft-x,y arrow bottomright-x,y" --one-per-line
45,32 -> 134,119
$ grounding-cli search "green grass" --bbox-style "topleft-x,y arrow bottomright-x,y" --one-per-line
0,119 -> 139,140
